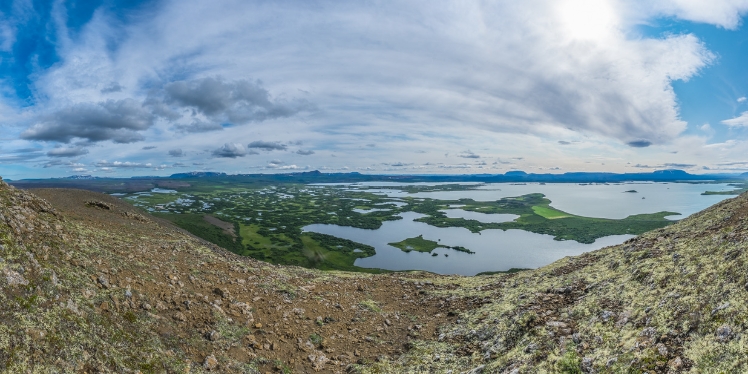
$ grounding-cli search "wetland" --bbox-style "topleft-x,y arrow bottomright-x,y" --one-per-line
115,181 -> 738,274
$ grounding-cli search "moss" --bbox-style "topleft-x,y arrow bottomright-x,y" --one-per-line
359,300 -> 382,313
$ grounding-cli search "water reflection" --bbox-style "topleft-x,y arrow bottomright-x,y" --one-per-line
304,212 -> 632,275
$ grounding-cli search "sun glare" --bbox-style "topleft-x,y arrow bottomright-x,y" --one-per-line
557,0 -> 617,41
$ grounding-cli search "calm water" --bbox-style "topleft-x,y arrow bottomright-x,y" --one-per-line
304,182 -> 738,275
355,182 -> 737,219
304,212 -> 633,275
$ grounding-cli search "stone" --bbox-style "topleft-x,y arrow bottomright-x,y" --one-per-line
581,357 -> 594,373
716,325 -> 733,342
214,287 -> 230,299
601,310 -> 614,322
464,365 -> 485,374
546,321 -> 568,328
203,355 -> 218,370
207,330 -> 220,341
173,312 -> 187,322
97,275 -> 110,289
669,356 -> 683,370
3,268 -> 28,286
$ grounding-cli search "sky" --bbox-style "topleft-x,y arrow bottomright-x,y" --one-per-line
2,0 -> 748,179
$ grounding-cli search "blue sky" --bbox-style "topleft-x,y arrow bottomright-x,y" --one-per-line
2,0 -> 748,179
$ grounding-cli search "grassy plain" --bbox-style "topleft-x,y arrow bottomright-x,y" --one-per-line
531,205 -> 571,219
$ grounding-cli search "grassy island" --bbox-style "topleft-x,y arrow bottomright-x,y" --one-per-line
388,235 -> 475,254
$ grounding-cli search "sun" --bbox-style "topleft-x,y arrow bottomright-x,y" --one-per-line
557,0 -> 618,41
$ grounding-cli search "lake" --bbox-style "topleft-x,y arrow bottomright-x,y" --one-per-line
304,182 -> 737,275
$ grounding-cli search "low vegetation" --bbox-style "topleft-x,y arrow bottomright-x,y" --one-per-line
4,179 -> 748,372
388,235 -> 475,254
109,183 -> 683,272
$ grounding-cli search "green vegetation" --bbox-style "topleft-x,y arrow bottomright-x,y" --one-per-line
557,350 -> 582,373
531,205 -> 571,219
388,235 -> 441,253
359,300 -> 382,313
388,235 -> 475,254
118,183 -> 679,272
702,182 -> 748,195
475,268 -> 530,276
154,213 -> 244,253
128,184 -> 401,272
411,193 -> 678,244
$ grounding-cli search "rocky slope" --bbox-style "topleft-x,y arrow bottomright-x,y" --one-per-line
2,178 -> 748,373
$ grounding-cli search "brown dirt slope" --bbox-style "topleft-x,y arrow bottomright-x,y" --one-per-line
0,182 -> 468,373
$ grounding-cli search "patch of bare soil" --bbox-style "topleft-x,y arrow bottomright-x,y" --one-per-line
205,214 -> 237,238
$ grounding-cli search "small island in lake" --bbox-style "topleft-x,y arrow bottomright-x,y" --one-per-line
624,190 -> 638,193
388,235 -> 475,254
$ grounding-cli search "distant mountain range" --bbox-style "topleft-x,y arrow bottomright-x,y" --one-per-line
169,169 -> 743,183
6,169 -> 745,193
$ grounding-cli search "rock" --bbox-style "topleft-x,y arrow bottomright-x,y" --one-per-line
640,327 -> 657,340
462,365 -> 485,374
601,310 -> 614,322
207,330 -> 221,341
3,268 -> 28,286
173,312 -> 186,322
308,353 -> 329,371
581,357 -> 594,373
214,287 -> 230,299
124,288 -> 132,298
606,358 -> 617,367
97,275 -> 110,289
717,325 -> 733,342
712,302 -> 730,316
203,355 -> 218,370
669,356 -> 683,370
546,321 -> 567,328
656,343 -> 668,356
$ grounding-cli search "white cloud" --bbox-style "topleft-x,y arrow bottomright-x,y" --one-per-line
27,0 -> 718,147
721,112 -> 748,127
4,0 -> 748,177
641,0 -> 748,29
738,97 -> 747,103
94,160 -> 153,168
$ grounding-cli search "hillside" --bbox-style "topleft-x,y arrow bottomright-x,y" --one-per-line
2,178 -> 748,373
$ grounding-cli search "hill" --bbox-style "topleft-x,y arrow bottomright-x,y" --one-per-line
2,177 -> 748,372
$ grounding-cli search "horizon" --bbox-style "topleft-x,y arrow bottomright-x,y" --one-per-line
7,167 -> 746,182
2,1 -> 748,179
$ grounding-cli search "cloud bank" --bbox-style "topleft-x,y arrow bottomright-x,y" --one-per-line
1,0 -> 748,177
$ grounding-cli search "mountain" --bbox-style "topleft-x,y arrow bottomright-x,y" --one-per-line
170,172 -> 228,178
9,169 -> 742,194
2,177 -> 748,372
